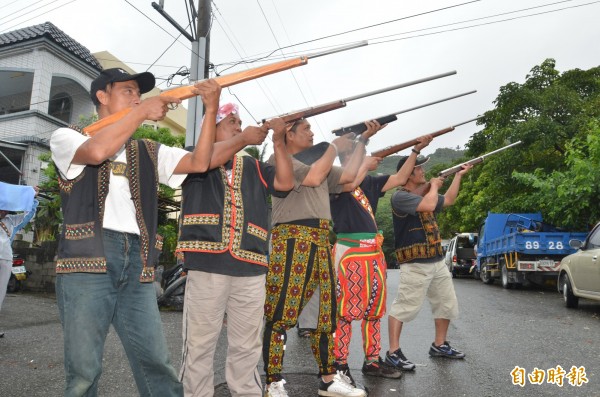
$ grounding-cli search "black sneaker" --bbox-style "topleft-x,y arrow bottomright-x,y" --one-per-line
362,358 -> 402,379
429,341 -> 465,359
385,348 -> 416,371
336,363 -> 355,386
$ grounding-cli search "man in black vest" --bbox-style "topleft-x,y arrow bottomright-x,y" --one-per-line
385,156 -> 472,371
176,103 -> 293,396
50,68 -> 220,397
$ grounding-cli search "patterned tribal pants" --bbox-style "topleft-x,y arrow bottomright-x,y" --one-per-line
334,240 -> 387,365
263,220 -> 337,383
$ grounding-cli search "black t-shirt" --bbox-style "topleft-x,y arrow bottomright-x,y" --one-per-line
330,174 -> 390,234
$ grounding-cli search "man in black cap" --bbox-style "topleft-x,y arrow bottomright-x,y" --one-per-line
384,153 -> 472,373
50,68 -> 220,397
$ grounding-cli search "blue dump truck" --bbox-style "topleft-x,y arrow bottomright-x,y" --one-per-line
476,213 -> 588,288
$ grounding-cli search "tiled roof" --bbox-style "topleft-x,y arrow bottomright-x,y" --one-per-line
0,21 -> 102,71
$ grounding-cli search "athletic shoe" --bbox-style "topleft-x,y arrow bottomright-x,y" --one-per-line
318,371 -> 367,397
362,357 -> 402,379
385,348 -> 416,371
336,363 -> 356,386
265,379 -> 289,397
429,341 -> 465,359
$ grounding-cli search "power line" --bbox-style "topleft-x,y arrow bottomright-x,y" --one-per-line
0,0 -> 79,34
267,0 -> 329,136
215,0 -> 481,72
370,0 -> 600,46
255,0 -> 329,141
0,0 -> 53,23
212,0 -> 592,70
121,0 -> 195,56
211,1 -> 281,123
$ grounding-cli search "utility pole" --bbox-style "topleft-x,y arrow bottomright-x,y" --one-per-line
152,0 -> 212,148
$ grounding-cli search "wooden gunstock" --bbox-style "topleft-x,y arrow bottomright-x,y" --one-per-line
83,57 -> 308,136
371,127 -> 454,158
370,117 -> 479,158
268,100 -> 346,125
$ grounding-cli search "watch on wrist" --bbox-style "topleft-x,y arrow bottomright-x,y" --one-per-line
412,148 -> 420,154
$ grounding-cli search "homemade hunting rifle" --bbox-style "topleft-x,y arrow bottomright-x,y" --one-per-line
370,117 -> 479,158
332,90 -> 476,136
82,41 -> 368,136
261,70 -> 457,124
437,140 -> 523,178
407,140 -> 523,197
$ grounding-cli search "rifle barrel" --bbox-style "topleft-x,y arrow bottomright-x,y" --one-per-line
343,70 -> 456,103
438,141 -> 522,177
332,90 -> 477,136
306,41 -> 368,59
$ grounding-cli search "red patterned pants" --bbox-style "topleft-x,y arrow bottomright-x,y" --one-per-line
334,241 -> 387,364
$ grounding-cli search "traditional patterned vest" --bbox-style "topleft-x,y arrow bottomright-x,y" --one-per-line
56,136 -> 161,282
392,190 -> 443,264
176,154 -> 271,267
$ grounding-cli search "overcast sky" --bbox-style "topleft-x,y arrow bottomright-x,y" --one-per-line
2,0 -> 599,156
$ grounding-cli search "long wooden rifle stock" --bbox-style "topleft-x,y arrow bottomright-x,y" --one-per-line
370,117 -> 479,158
83,41 -> 367,136
438,141 -> 522,178
261,70 -> 457,124
332,90 -> 476,136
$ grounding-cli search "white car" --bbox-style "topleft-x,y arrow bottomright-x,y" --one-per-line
444,233 -> 478,278
557,222 -> 600,308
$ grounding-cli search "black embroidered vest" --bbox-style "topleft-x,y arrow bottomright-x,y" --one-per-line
176,154 -> 271,266
56,137 -> 161,282
392,192 -> 443,264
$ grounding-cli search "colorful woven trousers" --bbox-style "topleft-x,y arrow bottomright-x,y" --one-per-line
334,233 -> 387,365
263,219 -> 337,383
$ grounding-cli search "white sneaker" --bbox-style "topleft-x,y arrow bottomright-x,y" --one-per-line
318,371 -> 367,397
265,379 -> 289,397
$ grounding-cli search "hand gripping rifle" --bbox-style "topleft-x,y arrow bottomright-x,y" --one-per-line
261,70 -> 457,124
332,90 -> 477,136
370,117 -> 479,158
83,41 -> 367,136
437,141 -> 523,178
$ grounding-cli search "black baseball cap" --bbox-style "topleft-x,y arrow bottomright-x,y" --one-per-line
396,155 -> 430,172
90,68 -> 155,106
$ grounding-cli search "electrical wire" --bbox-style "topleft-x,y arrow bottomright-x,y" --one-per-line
0,0 -> 53,23
0,0 -> 79,34
369,0 -> 600,46
211,1 -> 282,117
215,0 -> 481,71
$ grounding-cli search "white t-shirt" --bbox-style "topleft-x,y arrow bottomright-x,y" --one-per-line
50,128 -> 188,235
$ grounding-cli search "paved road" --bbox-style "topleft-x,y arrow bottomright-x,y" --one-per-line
1,270 -> 599,396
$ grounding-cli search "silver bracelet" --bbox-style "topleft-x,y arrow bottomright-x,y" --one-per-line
330,142 -> 339,156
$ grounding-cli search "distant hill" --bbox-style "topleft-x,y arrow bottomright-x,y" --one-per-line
375,147 -> 465,176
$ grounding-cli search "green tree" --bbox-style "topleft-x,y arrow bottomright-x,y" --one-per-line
436,59 -> 600,233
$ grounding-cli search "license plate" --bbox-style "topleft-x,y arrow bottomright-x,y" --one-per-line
11,266 -> 26,274
539,260 -> 556,267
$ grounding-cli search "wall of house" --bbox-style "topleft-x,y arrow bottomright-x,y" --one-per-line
0,44 -> 96,128
49,79 -> 95,124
